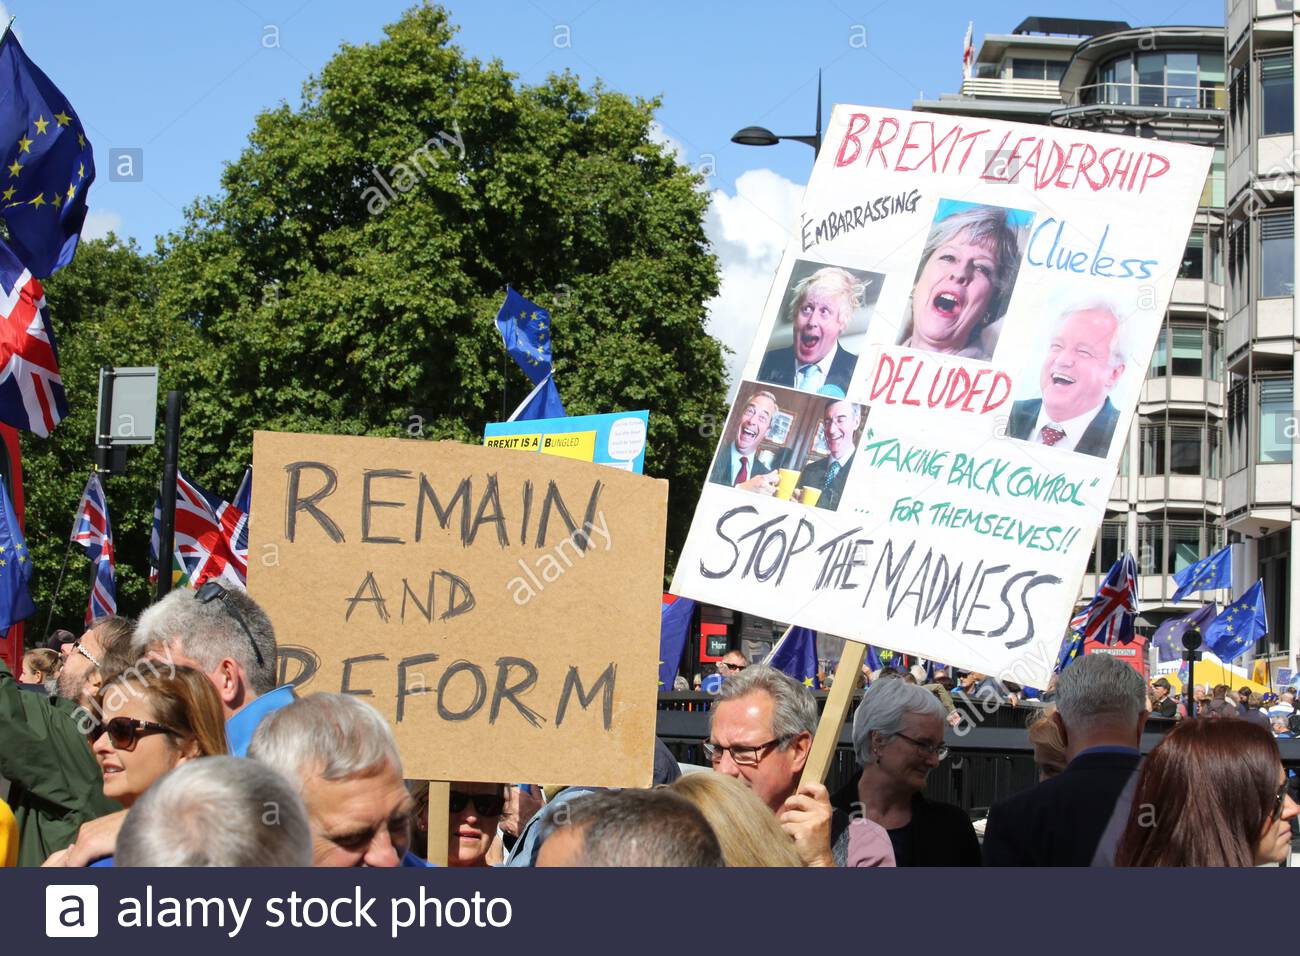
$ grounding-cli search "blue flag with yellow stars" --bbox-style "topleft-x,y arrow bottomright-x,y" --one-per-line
658,596 -> 695,690
495,286 -> 554,386
768,627 -> 819,689
0,476 -> 34,630
1204,579 -> 1267,663
0,30 -> 95,277
1171,544 -> 1232,603
1055,628 -> 1085,672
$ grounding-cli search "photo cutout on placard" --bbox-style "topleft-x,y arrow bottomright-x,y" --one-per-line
897,198 -> 1034,363
1006,292 -> 1153,460
708,381 -> 868,511
756,260 -> 885,398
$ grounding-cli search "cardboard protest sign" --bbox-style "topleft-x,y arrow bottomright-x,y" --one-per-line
248,431 -> 667,786
484,410 -> 650,473
672,105 -> 1212,689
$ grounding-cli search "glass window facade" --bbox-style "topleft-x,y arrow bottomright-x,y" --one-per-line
1092,50 -> 1224,108
1260,53 -> 1293,136
1259,378 -> 1294,463
1259,213 -> 1294,298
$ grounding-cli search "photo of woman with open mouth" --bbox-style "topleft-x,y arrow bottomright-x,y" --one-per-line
897,200 -> 1031,362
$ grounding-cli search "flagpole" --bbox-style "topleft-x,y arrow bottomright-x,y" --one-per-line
41,534 -> 75,642
0,18 -> 14,47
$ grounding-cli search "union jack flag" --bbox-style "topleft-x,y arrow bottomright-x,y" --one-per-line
71,472 -> 115,623
1069,552 -> 1138,645
231,465 -> 251,569
0,242 -> 67,437
149,469 -> 247,589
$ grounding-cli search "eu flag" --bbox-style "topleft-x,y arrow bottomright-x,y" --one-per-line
1203,579 -> 1267,663
509,376 -> 566,422
768,627 -> 819,689
0,31 -> 95,277
0,476 -> 34,630
1171,544 -> 1232,603
1150,603 -> 1217,663
1055,629 -> 1084,672
658,596 -> 694,689
495,287 -> 554,386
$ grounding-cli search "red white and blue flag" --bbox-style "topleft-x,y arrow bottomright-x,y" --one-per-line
149,469 -> 248,589
1069,552 -> 1138,645
0,242 -> 67,437
71,472 -> 116,623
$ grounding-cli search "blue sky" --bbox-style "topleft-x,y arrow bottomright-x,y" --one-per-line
11,0 -> 1226,384
12,0 -> 1225,246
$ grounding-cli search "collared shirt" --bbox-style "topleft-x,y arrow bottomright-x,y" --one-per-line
226,685 -> 297,757
1032,400 -> 1106,453
1073,745 -> 1140,760
726,442 -> 757,486
792,343 -> 841,394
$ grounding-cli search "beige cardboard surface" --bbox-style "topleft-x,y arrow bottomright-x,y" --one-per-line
247,431 -> 668,787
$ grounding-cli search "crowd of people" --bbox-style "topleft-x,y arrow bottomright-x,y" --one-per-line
0,589 -> 1296,867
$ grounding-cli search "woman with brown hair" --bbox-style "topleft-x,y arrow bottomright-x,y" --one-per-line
670,772 -> 804,867
1116,719 -> 1298,867
44,666 -> 228,866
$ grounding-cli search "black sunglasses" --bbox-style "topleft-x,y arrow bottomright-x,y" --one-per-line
449,791 -> 505,817
1272,782 -> 1290,822
195,581 -> 265,669
87,716 -> 178,751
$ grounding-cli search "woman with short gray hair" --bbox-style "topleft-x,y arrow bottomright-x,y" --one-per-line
849,678 -> 980,866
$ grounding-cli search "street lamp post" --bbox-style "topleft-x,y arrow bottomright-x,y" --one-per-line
731,70 -> 823,158
1182,625 -> 1203,719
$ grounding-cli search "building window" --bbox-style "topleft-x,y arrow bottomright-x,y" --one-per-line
1141,424 -> 1165,474
1178,233 -> 1204,279
1093,51 -> 1224,108
1091,520 -> 1125,574
1171,327 -> 1204,376
1258,377 -> 1293,463
1228,222 -> 1249,312
1227,379 -> 1248,473
1148,332 -> 1167,379
1261,54 -> 1294,136
1208,424 -> 1221,478
1209,229 -> 1223,284
1260,531 -> 1289,655
1209,328 -> 1223,382
1011,58 -> 1065,82
1167,522 -> 1203,573
1230,66 -> 1249,155
1138,521 -> 1165,575
1259,213 -> 1294,298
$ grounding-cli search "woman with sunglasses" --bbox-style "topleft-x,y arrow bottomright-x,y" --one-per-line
1116,719 -> 1299,866
447,783 -> 507,867
847,677 -> 980,866
80,667 -> 228,865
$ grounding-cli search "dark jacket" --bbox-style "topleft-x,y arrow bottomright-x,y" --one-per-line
1007,397 -> 1120,459
982,749 -> 1140,866
831,776 -> 980,867
796,452 -> 855,511
0,658 -> 120,866
708,443 -> 774,487
757,344 -> 858,395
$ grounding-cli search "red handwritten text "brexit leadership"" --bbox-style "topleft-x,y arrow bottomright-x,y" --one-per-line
833,114 -> 1171,195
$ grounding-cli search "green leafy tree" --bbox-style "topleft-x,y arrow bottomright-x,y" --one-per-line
23,2 -> 725,630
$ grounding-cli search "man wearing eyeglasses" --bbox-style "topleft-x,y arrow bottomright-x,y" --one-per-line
706,665 -> 843,866
133,584 -> 293,757
0,618 -> 132,866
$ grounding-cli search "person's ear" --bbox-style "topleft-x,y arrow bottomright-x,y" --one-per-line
175,737 -> 202,763
1051,710 -> 1069,749
213,658 -> 243,707
788,731 -> 813,773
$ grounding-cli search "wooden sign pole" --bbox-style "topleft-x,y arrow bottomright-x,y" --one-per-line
800,639 -> 867,788
426,780 -> 450,866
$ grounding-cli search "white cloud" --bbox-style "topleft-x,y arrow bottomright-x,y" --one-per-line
647,120 -> 688,164
703,168 -> 806,398
81,208 -> 123,241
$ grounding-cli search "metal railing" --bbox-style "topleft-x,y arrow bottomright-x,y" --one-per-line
1066,82 -> 1226,110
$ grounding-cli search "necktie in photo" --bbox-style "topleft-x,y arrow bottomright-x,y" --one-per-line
797,364 -> 817,390
1039,425 -> 1066,446
823,459 -> 842,489
736,456 -> 749,485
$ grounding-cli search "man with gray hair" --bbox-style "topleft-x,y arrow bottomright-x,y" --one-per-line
248,693 -> 424,867
1007,303 -> 1128,458
134,584 -> 292,756
117,757 -> 311,866
535,788 -> 723,867
706,664 -> 840,865
982,653 -> 1147,865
